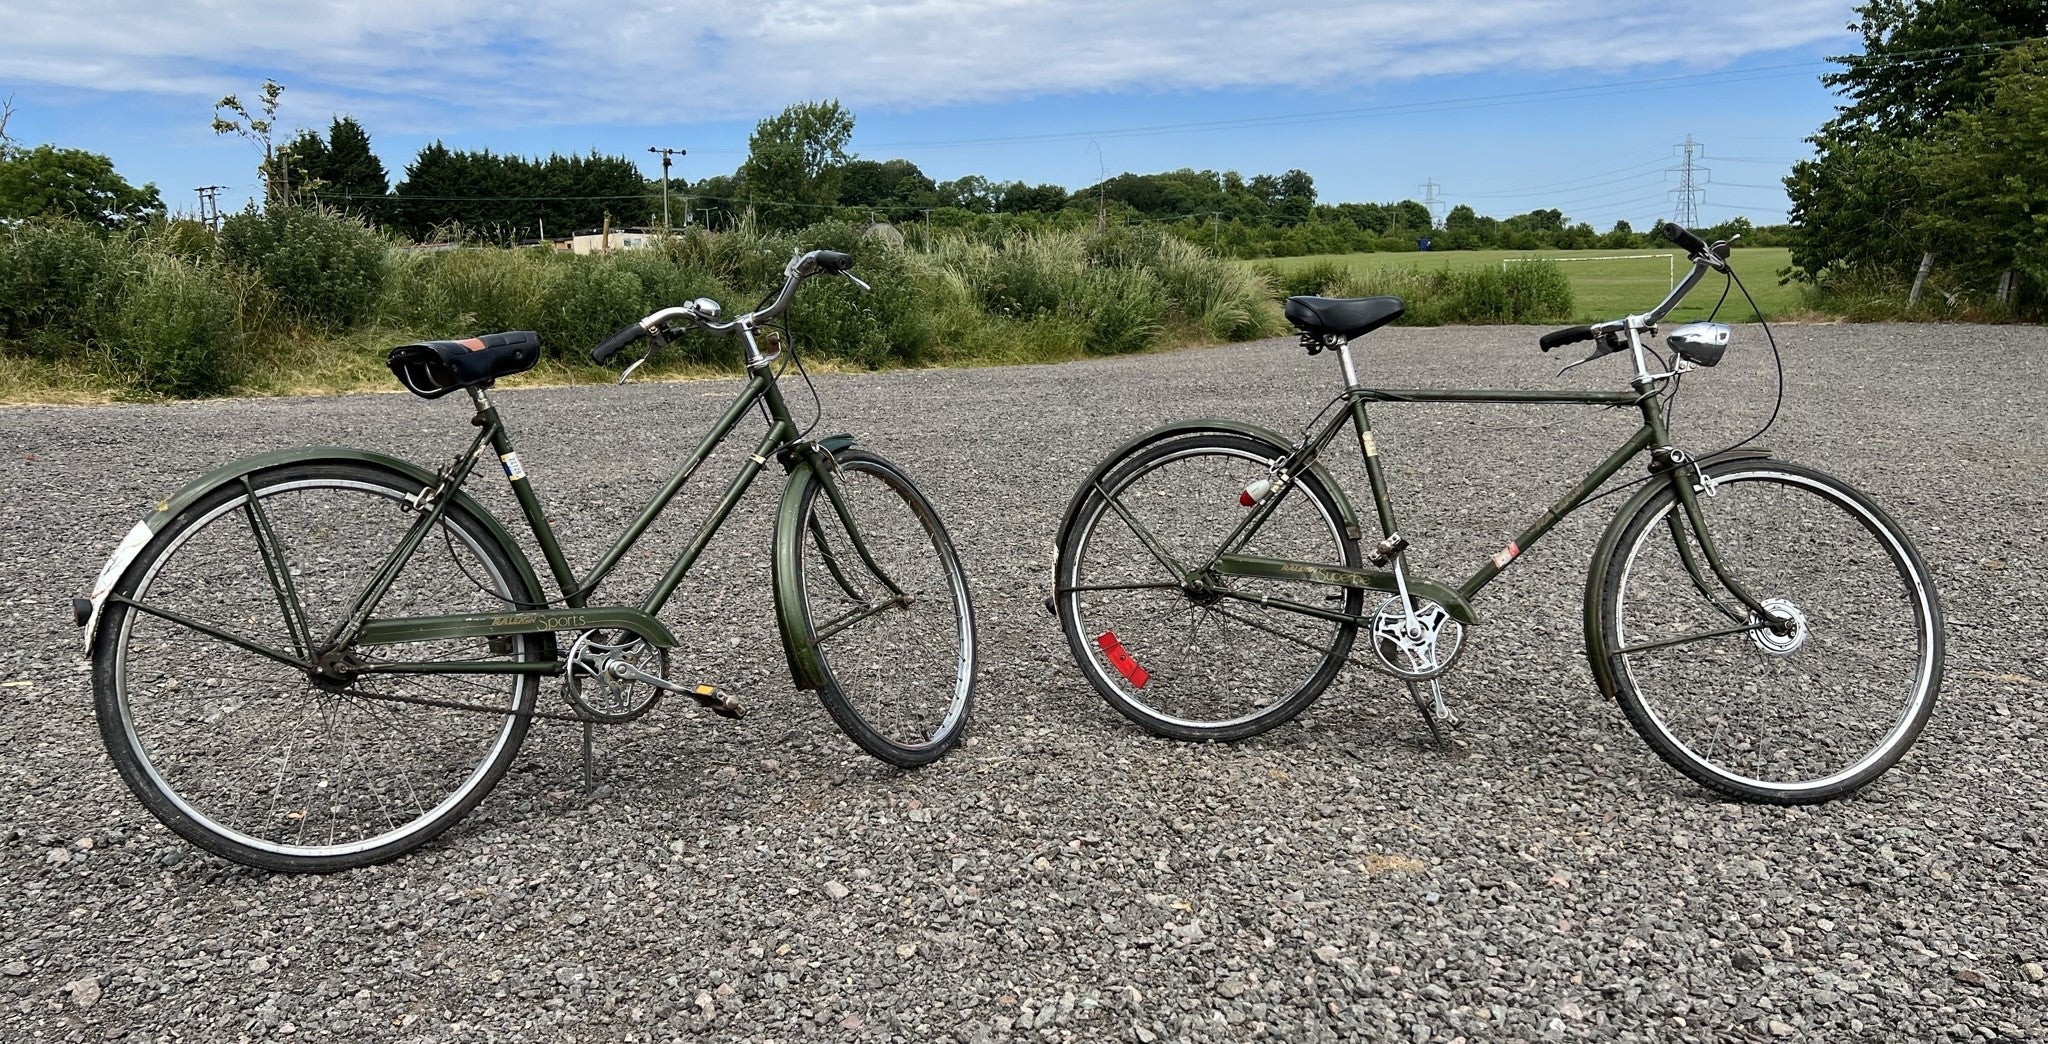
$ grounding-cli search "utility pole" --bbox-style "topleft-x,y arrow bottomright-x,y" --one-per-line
194,185 -> 225,232
1418,178 -> 1444,226
647,146 -> 686,231
1667,135 -> 1707,228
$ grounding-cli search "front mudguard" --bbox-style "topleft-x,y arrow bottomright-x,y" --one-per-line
76,446 -> 549,658
1049,417 -> 1366,584
771,434 -> 859,692
1580,447 -> 1773,699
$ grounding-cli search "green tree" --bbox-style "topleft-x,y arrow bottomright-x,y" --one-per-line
0,95 -> 18,162
0,145 -> 164,228
1911,42 -> 2048,302
1784,1 -> 2048,284
738,100 -> 854,230
1275,169 -> 1315,226
840,158 -> 935,212
213,79 -> 290,205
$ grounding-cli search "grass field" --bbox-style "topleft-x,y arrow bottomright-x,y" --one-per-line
1245,246 -> 1800,324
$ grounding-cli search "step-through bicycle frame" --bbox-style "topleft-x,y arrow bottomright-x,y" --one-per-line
112,358 -> 908,686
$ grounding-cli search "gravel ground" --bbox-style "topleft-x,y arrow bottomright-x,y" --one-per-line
1,322 -> 2043,1043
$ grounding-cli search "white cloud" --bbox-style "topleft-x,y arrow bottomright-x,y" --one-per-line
0,0 -> 1853,133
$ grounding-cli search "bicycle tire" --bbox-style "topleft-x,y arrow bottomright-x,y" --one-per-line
1056,432 -> 1363,741
788,448 -> 977,767
1589,459 -> 1943,804
92,460 -> 543,871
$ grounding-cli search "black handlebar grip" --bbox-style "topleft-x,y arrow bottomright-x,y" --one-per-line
1539,325 -> 1596,353
814,250 -> 853,274
591,322 -> 646,364
1661,222 -> 1709,257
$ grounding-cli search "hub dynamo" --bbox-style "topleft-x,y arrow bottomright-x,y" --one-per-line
1748,598 -> 1810,657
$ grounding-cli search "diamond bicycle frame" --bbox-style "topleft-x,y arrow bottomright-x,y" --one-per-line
1111,337 -> 1783,635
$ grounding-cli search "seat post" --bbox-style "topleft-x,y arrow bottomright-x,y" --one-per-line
1336,339 -> 1361,389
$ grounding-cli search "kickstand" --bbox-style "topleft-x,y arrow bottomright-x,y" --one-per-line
580,720 -> 602,793
1406,679 -> 1456,751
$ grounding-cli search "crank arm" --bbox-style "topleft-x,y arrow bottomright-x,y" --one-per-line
605,660 -> 744,718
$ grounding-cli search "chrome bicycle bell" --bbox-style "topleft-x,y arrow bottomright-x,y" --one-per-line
1666,321 -> 1731,367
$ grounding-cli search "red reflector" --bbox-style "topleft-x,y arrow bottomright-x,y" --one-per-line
1238,491 -> 1256,507
1094,631 -> 1150,688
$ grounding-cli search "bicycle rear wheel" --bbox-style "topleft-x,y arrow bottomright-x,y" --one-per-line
91,461 -> 542,871
788,449 -> 976,767
1055,432 -> 1362,741
1591,459 -> 1943,803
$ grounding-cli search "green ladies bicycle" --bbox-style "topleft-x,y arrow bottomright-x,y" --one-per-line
77,249 -> 978,872
1051,224 -> 1942,804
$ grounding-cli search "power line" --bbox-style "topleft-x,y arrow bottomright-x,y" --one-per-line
194,185 -> 225,232
1419,178 -> 1443,226
1668,135 -> 1706,227
647,146 -> 686,229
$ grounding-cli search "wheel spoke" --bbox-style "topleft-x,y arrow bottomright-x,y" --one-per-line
796,453 -> 974,767
96,465 -> 537,870
1601,464 -> 1940,802
1057,434 -> 1359,739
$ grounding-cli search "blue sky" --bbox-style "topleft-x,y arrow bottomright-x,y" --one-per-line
0,0 -> 1858,230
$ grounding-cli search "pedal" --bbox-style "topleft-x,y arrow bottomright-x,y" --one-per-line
1367,533 -> 1409,567
603,658 -> 745,719
1406,679 -> 1456,751
688,683 -> 745,720
1428,680 -> 1460,730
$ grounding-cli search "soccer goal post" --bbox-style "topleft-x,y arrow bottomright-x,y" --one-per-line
1503,253 -> 1676,290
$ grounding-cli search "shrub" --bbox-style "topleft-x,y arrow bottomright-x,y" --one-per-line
535,259 -> 646,357
101,250 -> 247,397
379,247 -> 558,338
1264,260 -> 1347,299
1494,260 -> 1574,323
1150,236 -> 1276,341
218,205 -> 390,328
1079,267 -> 1167,355
0,218 -> 122,355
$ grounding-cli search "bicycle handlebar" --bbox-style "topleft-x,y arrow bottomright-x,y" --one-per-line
1538,222 -> 1731,355
590,322 -> 646,364
590,248 -> 862,364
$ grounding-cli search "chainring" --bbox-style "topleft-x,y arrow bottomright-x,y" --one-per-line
1368,595 -> 1466,681
563,628 -> 668,723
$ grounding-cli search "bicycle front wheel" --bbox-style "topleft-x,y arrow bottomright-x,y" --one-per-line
1056,432 -> 1363,741
1591,459 -> 1943,804
91,461 -> 543,872
788,449 -> 976,768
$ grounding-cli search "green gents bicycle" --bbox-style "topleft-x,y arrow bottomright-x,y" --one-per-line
76,250 -> 978,872
1051,224 -> 1943,805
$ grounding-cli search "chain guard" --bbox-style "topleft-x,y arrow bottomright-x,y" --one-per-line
563,628 -> 667,723
1368,595 -> 1465,681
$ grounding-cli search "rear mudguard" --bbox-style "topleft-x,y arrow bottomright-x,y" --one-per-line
1581,447 -> 1773,698
1050,417 -> 1366,580
78,446 -> 552,659
771,434 -> 860,691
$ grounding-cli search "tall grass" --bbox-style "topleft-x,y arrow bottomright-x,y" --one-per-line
1255,258 -> 1576,326
2,211 -> 1284,400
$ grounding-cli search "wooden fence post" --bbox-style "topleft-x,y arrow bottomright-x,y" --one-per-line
1907,252 -> 1935,309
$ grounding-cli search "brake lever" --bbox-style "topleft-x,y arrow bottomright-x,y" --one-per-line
617,327 -> 670,385
844,271 -> 871,292
1555,331 -> 1629,378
